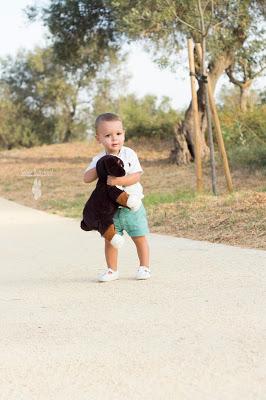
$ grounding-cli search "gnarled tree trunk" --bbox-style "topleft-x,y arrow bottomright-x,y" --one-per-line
171,51 -> 234,165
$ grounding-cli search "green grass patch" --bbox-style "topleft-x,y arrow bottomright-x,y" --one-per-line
2,183 -> 13,192
144,190 -> 196,207
43,197 -> 85,218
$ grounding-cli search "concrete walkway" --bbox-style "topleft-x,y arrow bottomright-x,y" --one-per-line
0,196 -> 265,400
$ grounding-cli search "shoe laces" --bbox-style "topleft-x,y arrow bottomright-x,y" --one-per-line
106,268 -> 116,275
138,267 -> 150,272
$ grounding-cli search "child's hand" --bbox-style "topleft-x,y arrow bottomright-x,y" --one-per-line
107,176 -> 120,186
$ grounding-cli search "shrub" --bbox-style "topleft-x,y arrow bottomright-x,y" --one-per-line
220,105 -> 266,145
91,93 -> 180,140
219,105 -> 266,169
117,94 -> 180,139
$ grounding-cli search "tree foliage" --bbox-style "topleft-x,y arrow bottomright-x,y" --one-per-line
120,95 -> 179,139
0,47 -> 88,149
27,0 -> 119,70
223,11 -> 266,110
33,0 -> 265,71
92,93 -> 180,139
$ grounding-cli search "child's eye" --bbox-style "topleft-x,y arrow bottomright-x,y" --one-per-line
105,134 -> 110,138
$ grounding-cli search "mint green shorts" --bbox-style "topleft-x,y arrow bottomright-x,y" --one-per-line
114,204 -> 149,237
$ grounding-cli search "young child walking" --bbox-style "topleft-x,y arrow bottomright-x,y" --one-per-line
83,112 -> 151,282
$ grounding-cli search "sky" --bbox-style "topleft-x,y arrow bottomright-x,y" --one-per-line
0,1 -> 264,110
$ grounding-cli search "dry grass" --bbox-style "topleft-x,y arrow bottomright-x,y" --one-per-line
148,191 -> 266,249
0,138 -> 265,250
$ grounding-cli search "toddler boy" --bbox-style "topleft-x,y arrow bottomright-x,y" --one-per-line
84,113 -> 151,282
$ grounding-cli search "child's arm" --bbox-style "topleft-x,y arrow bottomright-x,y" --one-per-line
83,167 -> 98,183
107,172 -> 141,187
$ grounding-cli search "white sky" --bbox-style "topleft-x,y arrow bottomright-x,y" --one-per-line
0,1 -> 264,110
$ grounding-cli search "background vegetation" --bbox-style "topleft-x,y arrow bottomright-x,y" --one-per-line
1,47 -> 265,169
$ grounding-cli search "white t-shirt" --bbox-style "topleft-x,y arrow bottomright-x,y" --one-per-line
85,146 -> 144,199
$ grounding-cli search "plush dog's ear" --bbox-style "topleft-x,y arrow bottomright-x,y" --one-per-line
96,157 -> 109,180
104,156 -> 126,177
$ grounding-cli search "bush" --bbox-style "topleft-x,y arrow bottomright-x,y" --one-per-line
118,94 -> 180,139
219,105 -> 266,169
220,105 -> 266,145
91,93 -> 180,140
227,144 -> 266,169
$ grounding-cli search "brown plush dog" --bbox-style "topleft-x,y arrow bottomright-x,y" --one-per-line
80,155 -> 141,248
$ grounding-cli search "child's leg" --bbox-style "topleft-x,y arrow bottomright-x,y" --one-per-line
131,236 -> 150,267
105,239 -> 118,271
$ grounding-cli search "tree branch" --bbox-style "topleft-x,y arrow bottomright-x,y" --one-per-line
252,65 -> 266,79
163,0 -> 202,34
197,0 -> 206,35
205,0 -> 214,35
202,0 -> 211,14
226,65 -> 244,87
211,16 -> 229,30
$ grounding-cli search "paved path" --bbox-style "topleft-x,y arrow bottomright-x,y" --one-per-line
0,197 -> 266,400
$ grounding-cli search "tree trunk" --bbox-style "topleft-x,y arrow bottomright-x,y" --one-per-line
63,106 -> 76,142
226,66 -> 253,113
240,82 -> 252,112
171,52 -> 234,165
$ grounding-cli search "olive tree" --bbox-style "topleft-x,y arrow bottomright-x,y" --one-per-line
31,0 -> 266,163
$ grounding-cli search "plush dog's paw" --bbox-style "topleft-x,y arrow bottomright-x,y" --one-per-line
127,195 -> 142,212
110,234 -> 125,249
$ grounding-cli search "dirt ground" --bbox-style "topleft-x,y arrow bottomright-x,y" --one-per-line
0,139 -> 265,249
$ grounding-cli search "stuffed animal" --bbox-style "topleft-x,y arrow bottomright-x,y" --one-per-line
80,155 -> 141,248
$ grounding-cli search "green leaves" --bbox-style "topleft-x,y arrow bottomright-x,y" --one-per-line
0,47 -> 88,149
38,0 -> 119,70
29,1 -> 265,94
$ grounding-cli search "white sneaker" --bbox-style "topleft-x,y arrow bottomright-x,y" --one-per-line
98,268 -> 119,282
136,266 -> 151,280
126,195 -> 142,212
110,234 -> 124,249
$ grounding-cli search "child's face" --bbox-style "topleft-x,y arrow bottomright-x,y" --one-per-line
96,120 -> 125,155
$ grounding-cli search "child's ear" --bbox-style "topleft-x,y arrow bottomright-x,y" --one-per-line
95,134 -> 100,144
